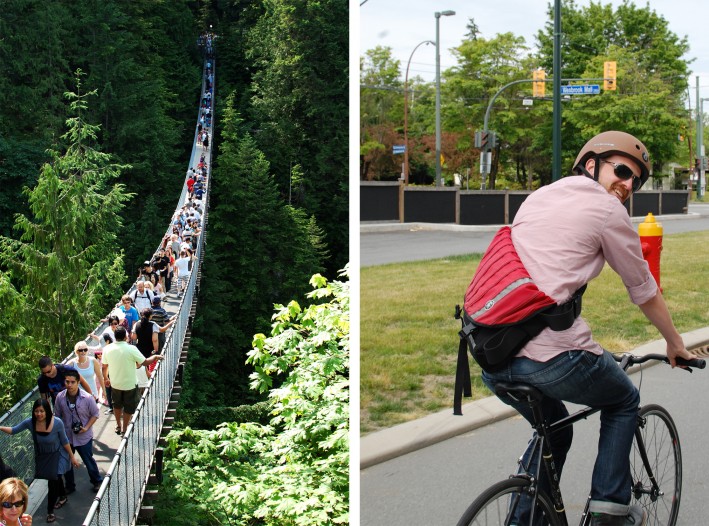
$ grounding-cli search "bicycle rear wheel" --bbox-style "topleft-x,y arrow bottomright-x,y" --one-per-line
630,404 -> 682,526
457,476 -> 562,526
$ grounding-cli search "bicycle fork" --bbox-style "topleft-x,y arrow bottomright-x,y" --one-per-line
632,413 -> 662,500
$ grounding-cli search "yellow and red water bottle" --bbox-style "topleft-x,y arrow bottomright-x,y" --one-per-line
638,213 -> 663,292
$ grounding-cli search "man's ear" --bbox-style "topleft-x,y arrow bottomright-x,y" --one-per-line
585,157 -> 596,174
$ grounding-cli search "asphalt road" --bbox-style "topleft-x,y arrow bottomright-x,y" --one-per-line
359,203 -> 709,525
360,203 -> 709,267
360,361 -> 709,525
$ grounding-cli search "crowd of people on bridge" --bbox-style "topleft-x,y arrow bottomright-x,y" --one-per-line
0,53 -> 214,525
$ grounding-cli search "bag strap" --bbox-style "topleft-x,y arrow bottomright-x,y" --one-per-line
453,305 -> 473,416
539,284 -> 587,331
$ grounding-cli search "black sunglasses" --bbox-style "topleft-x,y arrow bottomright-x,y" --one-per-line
601,160 -> 643,192
2,500 -> 24,509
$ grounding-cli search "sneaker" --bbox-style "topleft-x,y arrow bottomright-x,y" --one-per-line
104,408 -> 113,414
589,505 -> 647,526
92,482 -> 102,492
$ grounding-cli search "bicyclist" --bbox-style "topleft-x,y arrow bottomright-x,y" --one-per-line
482,131 -> 695,526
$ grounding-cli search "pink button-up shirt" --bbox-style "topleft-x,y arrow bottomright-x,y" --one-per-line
511,176 -> 658,362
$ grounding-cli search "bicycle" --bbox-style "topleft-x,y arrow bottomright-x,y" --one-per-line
456,353 -> 705,526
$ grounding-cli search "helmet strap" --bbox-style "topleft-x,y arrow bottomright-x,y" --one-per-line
576,158 -> 596,181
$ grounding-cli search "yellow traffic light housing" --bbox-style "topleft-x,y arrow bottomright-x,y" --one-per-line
533,69 -> 546,98
604,61 -> 617,91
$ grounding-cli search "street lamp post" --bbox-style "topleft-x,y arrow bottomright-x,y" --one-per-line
404,40 -> 434,185
698,95 -> 709,200
435,10 -> 455,187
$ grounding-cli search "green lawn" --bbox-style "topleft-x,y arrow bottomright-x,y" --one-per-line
360,230 -> 709,435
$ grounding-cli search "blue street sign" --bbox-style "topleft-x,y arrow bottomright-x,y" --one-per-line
392,145 -> 406,154
560,84 -> 601,95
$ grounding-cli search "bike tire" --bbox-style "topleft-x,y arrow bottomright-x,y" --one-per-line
631,404 -> 682,526
456,476 -> 562,526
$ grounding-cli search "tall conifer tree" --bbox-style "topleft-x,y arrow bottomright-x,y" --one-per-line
0,72 -> 130,358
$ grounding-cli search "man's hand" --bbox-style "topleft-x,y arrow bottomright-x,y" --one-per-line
666,342 -> 696,368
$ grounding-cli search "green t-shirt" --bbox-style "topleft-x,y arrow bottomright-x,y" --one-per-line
103,341 -> 144,390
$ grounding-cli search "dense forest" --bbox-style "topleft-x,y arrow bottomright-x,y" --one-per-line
0,0 -> 348,522
0,0 -> 347,404
361,0 -> 695,190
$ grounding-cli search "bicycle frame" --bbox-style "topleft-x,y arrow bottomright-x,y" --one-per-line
508,352 -> 701,526
513,391 -> 599,526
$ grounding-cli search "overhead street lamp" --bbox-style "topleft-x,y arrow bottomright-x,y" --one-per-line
435,10 -> 455,187
404,40 -> 434,185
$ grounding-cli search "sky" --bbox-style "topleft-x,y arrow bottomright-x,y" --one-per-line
358,0 -> 709,109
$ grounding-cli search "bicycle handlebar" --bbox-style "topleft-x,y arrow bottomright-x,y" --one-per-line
614,352 -> 706,372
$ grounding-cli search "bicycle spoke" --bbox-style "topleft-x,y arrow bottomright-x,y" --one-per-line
630,405 -> 681,526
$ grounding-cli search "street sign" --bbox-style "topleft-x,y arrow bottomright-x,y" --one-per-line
480,151 -> 491,175
392,145 -> 406,154
560,84 -> 600,95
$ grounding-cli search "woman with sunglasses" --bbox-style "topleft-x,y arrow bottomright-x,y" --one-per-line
0,477 -> 32,525
0,400 -> 79,523
480,131 -> 695,526
68,341 -> 106,406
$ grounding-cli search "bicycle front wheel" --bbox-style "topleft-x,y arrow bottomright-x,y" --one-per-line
457,476 -> 562,526
630,404 -> 682,526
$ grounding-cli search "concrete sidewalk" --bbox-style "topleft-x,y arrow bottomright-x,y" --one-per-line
361,326 -> 709,469
360,212 -> 699,234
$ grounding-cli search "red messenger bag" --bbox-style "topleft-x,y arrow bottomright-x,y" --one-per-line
453,226 -> 585,415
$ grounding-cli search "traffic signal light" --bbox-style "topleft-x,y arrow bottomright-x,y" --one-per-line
604,61 -> 617,91
480,131 -> 489,150
533,69 -> 546,98
489,131 -> 498,148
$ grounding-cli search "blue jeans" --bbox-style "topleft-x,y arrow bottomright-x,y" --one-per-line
482,350 -> 639,520
64,441 -> 103,488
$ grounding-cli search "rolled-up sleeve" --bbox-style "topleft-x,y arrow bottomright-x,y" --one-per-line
601,205 -> 658,305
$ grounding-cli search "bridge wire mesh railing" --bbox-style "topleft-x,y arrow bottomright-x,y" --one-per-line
0,53 -> 215,526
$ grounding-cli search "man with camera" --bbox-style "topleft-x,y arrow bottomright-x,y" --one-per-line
54,369 -> 103,492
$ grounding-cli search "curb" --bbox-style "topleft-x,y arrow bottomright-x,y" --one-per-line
360,326 -> 709,470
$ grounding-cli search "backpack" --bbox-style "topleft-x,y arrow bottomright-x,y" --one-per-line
453,226 -> 585,415
131,288 -> 154,306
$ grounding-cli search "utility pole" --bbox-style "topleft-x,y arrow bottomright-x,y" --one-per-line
552,0 -> 562,181
434,10 -> 455,187
697,77 -> 704,200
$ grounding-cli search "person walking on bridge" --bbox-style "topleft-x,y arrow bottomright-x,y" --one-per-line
131,280 -> 154,313
101,326 -> 163,436
54,369 -> 103,493
37,357 -> 93,405
0,399 -> 80,523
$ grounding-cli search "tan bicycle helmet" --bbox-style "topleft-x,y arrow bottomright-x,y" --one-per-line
573,131 -> 651,190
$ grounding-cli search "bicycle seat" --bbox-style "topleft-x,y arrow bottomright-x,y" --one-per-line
494,382 -> 544,403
